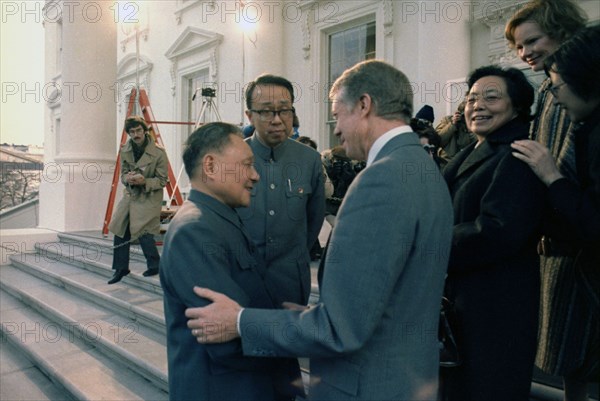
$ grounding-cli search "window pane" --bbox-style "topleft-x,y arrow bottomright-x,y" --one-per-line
327,21 -> 376,148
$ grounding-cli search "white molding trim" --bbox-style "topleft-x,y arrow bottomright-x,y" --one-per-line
473,1 -> 528,66
165,26 -> 223,61
382,0 -> 393,36
116,53 -> 154,87
165,26 -> 223,97
301,7 -> 313,59
46,73 -> 62,109
174,0 -> 213,25
120,28 -> 149,53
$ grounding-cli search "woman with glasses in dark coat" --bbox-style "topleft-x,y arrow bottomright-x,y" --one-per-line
441,65 -> 546,401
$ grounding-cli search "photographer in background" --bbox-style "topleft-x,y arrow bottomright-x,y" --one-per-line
411,117 -> 443,167
435,100 -> 475,169
108,116 -> 168,284
322,146 -> 365,219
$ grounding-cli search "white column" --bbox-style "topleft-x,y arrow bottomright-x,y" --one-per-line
39,0 -> 117,232
415,12 -> 470,123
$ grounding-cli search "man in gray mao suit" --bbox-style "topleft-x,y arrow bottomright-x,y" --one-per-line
186,60 -> 453,400
159,123 -> 303,401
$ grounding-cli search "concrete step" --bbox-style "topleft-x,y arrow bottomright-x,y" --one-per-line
2,231 -> 320,400
0,289 -> 168,401
0,338 -> 75,401
8,252 -> 165,331
57,232 -> 161,263
1,264 -> 168,392
32,240 -> 163,296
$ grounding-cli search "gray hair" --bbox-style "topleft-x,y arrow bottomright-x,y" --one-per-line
329,60 -> 413,121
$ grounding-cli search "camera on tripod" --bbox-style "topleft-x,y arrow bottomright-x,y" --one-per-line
191,84 -> 222,128
192,84 -> 217,101
201,87 -> 216,98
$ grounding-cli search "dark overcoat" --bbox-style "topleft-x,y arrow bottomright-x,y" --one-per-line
442,119 -> 546,401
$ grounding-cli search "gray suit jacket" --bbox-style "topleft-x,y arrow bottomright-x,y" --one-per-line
241,133 -> 453,400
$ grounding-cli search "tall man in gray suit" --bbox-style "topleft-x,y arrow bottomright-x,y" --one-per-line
159,123 -> 303,401
186,61 -> 453,400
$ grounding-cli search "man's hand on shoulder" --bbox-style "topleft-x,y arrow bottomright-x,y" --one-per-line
186,287 -> 242,343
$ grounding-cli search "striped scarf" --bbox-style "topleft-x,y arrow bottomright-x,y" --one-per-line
530,78 -> 578,182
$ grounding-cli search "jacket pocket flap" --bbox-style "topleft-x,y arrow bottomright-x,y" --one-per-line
285,183 -> 312,197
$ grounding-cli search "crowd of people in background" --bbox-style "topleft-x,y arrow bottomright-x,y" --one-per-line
104,0 -> 599,399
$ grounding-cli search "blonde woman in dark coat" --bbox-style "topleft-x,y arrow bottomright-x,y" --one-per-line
512,25 -> 600,400
506,1 -> 593,398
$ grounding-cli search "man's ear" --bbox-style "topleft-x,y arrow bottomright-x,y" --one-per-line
358,94 -> 373,117
203,154 -> 217,178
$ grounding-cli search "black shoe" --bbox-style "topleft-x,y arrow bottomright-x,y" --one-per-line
108,269 -> 130,284
142,268 -> 159,277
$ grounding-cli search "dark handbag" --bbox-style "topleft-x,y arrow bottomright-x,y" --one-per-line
439,297 -> 461,368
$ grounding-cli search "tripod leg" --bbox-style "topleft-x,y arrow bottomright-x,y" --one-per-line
195,100 -> 209,128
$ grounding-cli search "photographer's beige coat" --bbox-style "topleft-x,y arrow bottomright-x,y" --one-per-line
109,136 -> 168,240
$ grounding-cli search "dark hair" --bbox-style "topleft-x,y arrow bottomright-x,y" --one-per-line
297,136 -> 317,150
182,122 -> 242,179
330,60 -> 413,122
505,0 -> 587,47
466,65 -> 534,123
245,74 -> 294,110
124,116 -> 148,133
410,118 -> 441,148
544,24 -> 600,102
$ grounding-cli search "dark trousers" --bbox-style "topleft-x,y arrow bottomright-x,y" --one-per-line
112,224 -> 160,272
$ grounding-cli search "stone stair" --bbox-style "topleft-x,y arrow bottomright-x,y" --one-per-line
1,231 -> 318,400
0,232 -> 168,401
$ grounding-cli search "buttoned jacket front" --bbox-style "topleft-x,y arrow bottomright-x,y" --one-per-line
237,135 -> 325,305
160,190 -> 301,401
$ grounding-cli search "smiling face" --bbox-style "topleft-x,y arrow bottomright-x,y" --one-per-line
548,70 -> 599,123
465,75 -> 518,139
512,21 -> 560,72
209,135 -> 259,208
331,89 -> 367,161
245,84 -> 293,148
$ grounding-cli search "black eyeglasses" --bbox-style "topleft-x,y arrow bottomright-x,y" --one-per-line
549,82 -> 566,97
250,108 -> 295,121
